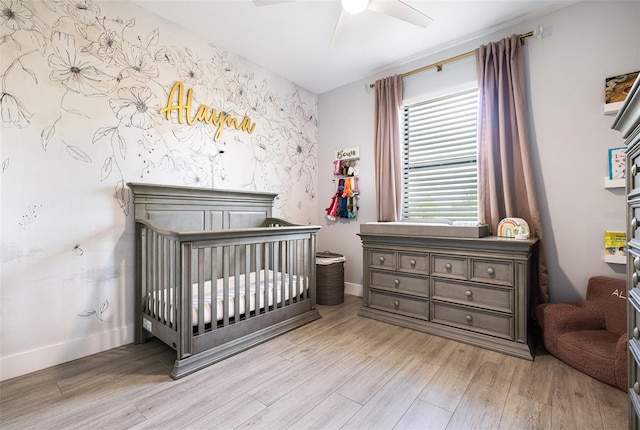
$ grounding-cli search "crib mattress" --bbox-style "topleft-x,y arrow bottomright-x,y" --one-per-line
147,270 -> 304,326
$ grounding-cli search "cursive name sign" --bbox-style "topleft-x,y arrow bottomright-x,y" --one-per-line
159,81 -> 256,142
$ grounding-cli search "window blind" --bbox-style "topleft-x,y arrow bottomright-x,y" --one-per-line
401,88 -> 479,221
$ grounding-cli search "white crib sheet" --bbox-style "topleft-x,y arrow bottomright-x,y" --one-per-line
147,270 -> 305,326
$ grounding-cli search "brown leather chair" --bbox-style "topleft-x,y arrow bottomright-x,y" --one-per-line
535,276 -> 627,390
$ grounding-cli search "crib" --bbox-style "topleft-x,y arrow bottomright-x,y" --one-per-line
128,183 -> 321,379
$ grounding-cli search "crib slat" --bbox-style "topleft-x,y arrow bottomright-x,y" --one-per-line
309,234 -> 316,306
172,239 -> 179,330
264,243 -> 270,314
234,245 -> 240,324
273,241 -> 279,310
178,242 -> 193,359
141,227 -> 149,317
255,243 -> 262,316
197,248 -> 205,335
211,246 -> 218,330
287,240 -> 293,306
159,237 -> 169,324
283,240 -> 288,306
290,239 -> 296,303
222,246 -> 230,327
296,239 -> 302,301
152,231 -> 159,319
245,244 -> 252,320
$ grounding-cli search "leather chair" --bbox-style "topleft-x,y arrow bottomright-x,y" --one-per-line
535,276 -> 627,391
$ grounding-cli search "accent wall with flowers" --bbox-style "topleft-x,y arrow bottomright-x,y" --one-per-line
0,0 -> 319,379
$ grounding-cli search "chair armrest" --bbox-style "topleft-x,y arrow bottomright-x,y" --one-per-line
614,334 -> 628,391
537,302 -> 605,334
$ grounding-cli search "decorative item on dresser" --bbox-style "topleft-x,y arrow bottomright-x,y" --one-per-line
611,73 -> 640,429
358,223 -> 538,360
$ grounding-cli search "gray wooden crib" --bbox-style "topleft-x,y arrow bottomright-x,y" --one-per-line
128,183 -> 321,379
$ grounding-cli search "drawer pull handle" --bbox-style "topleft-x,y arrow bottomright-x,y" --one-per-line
633,218 -> 638,232
394,300 -> 400,309
635,257 -> 640,271
445,263 -> 452,272
394,279 -> 400,288
635,382 -> 640,395
634,272 -> 639,286
410,259 -> 416,267
465,290 -> 473,299
634,327 -> 640,340
633,163 -> 638,177
465,315 -> 473,323
379,256 -> 385,264
486,267 -> 495,276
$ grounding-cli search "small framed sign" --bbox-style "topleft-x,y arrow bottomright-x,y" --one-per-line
334,147 -> 359,161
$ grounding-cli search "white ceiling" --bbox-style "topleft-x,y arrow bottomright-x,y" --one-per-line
132,0 -> 575,94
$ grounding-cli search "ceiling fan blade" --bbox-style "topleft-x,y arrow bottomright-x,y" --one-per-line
329,9 -> 348,48
253,0 -> 297,6
367,0 -> 433,28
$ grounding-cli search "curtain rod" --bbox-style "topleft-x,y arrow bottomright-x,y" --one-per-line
368,30 -> 536,89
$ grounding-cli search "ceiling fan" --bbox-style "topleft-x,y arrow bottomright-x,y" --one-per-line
253,0 -> 433,48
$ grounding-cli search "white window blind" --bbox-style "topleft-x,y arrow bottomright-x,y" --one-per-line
401,88 -> 479,221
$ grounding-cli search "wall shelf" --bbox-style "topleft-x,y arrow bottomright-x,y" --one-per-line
604,254 -> 626,264
603,177 -> 625,188
604,101 -> 624,115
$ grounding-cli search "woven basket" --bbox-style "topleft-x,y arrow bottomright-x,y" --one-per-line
316,252 -> 345,306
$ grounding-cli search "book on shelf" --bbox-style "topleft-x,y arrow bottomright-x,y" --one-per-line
604,231 -> 627,257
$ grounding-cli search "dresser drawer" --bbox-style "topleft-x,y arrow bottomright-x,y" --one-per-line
368,249 -> 395,270
627,130 -> 640,193
398,252 -> 429,275
370,271 -> 428,296
470,258 -> 514,287
431,302 -> 513,340
369,290 -> 428,320
431,254 -> 467,280
630,289 -> 640,346
630,357 -> 640,423
431,279 -> 513,313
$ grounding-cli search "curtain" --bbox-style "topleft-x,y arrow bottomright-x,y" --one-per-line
374,75 -> 403,221
476,34 -> 549,305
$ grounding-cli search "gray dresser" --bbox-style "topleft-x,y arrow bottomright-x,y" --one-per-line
358,229 -> 537,360
612,76 -> 640,429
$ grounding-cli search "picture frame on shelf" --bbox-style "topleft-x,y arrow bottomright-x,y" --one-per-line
608,146 -> 626,180
604,71 -> 640,115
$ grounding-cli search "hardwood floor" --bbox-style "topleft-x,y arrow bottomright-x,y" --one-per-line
0,295 -> 628,429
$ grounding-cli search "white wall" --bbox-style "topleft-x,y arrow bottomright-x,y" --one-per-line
0,0 -> 318,380
317,1 -> 640,302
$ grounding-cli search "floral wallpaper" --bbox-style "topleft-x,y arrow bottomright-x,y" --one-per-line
0,0 -> 318,378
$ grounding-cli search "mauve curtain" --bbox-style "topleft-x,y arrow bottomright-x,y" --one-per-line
476,34 -> 549,305
374,75 -> 403,221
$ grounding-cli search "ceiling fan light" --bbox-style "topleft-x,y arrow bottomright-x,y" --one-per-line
341,0 -> 369,15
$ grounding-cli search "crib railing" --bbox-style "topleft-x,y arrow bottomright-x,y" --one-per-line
134,218 -> 319,359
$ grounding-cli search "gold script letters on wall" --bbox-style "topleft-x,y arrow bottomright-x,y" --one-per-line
159,81 -> 256,141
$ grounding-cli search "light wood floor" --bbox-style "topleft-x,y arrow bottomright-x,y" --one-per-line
0,295 -> 628,429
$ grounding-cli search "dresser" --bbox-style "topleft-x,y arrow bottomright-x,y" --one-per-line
358,228 -> 538,360
612,76 -> 640,429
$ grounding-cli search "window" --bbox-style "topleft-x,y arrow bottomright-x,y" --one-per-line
401,88 -> 479,221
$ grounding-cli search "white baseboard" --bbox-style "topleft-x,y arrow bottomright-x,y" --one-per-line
344,282 -> 363,297
1,325 -> 134,381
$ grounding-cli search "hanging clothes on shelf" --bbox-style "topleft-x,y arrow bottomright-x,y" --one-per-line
327,147 -> 360,221
325,177 -> 359,221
